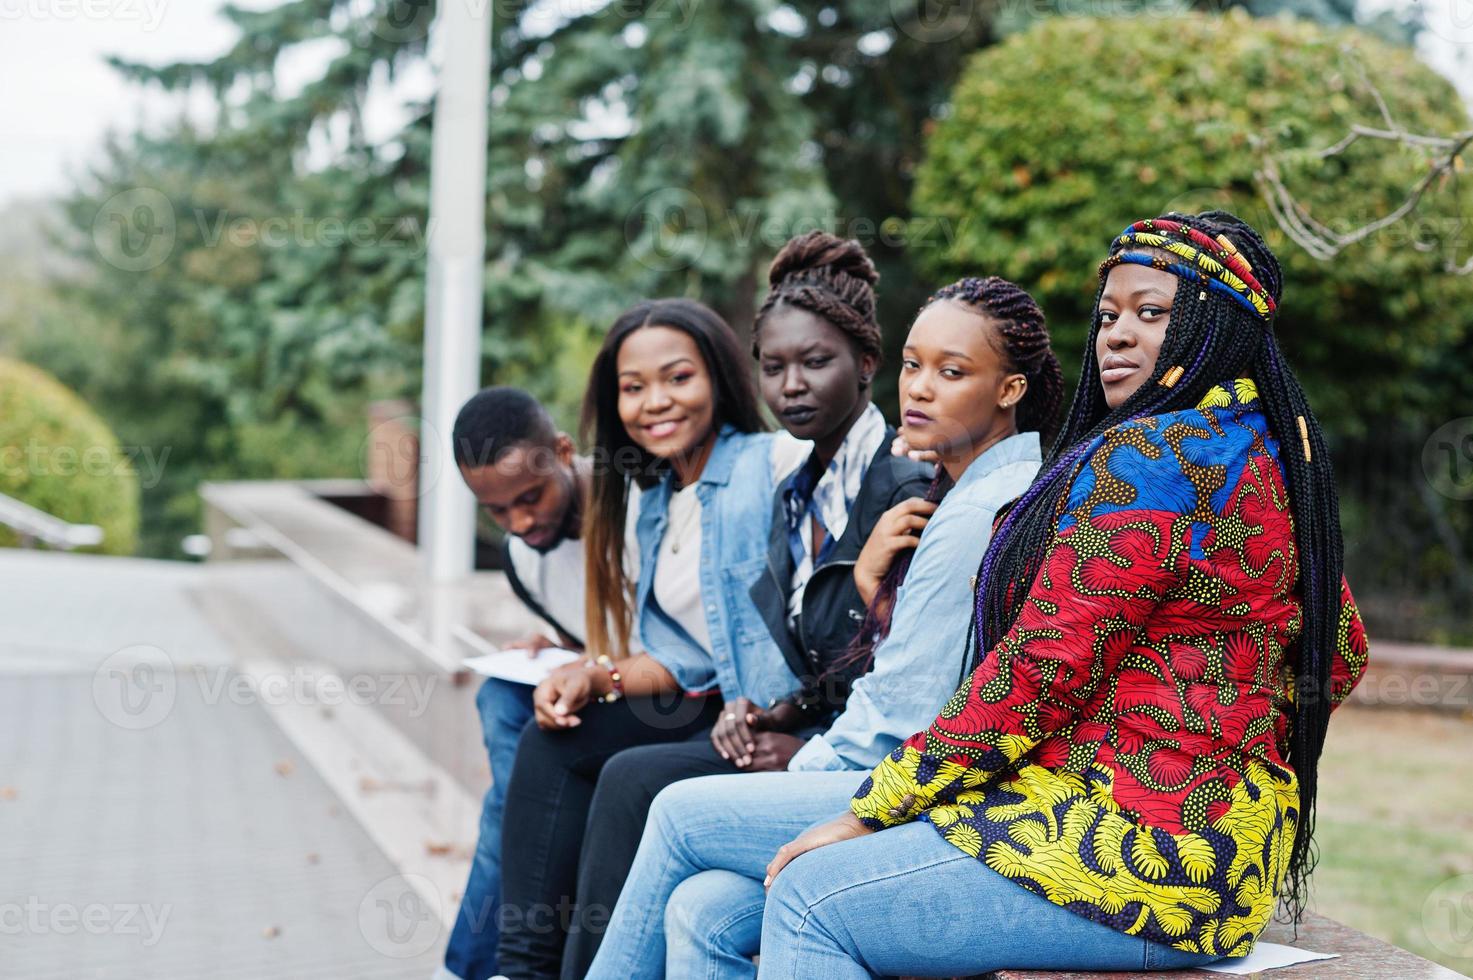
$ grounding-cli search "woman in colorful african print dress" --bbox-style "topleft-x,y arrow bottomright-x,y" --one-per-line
747,210 -> 1371,977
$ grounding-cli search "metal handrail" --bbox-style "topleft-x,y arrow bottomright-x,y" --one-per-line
0,492 -> 103,550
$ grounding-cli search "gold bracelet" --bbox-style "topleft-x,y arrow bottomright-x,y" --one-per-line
593,654 -> 623,703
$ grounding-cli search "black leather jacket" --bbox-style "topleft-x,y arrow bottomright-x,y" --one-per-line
747,430 -> 933,721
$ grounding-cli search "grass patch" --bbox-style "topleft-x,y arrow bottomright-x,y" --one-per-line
1309,705 -> 1473,975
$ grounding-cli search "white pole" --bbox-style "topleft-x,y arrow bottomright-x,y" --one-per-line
419,0 -> 492,582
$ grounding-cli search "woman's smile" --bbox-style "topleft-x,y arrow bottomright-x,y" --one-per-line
643,417 -> 685,440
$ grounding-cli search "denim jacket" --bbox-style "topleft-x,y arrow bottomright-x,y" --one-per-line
633,426 -> 800,707
788,431 -> 1043,771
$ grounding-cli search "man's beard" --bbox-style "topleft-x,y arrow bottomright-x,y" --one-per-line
526,486 -> 582,554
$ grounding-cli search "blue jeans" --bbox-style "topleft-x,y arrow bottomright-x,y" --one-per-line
587,772 -> 1222,980
761,821 -> 1223,978
586,771 -> 870,980
444,678 -> 534,980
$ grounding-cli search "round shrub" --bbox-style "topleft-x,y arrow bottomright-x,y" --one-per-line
911,12 -> 1473,428
0,358 -> 139,554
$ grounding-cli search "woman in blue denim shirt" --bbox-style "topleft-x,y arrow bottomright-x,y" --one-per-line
584,277 -> 1064,980
495,298 -> 803,978
560,233 -> 934,979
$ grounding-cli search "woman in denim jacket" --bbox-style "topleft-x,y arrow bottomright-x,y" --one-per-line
559,232 -> 935,978
585,275 -> 1059,980
495,298 -> 805,978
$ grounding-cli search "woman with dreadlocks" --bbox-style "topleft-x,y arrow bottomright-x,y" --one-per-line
584,274 -> 1062,980
754,211 -> 1369,977
560,230 -> 936,977
556,231 -> 933,976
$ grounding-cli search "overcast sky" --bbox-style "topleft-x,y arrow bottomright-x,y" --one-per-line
0,0 -> 1467,209
1,1 -> 237,206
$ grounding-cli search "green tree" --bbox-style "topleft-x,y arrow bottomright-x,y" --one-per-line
48,0 -> 1000,553
910,12 -> 1473,427
31,0 -> 1425,556
0,358 -> 139,555
911,12 -> 1473,642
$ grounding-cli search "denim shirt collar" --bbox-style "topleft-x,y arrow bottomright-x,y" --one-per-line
632,425 -> 797,705
658,423 -> 743,494
953,431 -> 1042,494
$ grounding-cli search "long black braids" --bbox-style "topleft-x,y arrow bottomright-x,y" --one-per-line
828,275 -> 1063,682
929,277 -> 1066,447
971,210 -> 1343,926
754,230 -> 882,371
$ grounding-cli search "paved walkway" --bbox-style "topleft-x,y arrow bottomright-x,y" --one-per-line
0,551 -> 447,978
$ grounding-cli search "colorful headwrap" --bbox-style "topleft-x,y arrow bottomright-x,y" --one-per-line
1098,218 -> 1277,321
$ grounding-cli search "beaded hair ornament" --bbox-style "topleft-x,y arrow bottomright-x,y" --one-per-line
1097,218 -> 1277,321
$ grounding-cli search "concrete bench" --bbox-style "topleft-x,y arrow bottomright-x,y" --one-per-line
957,911 -> 1466,980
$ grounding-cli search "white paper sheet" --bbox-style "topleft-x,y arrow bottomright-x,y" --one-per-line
461,646 -> 582,686
1199,942 -> 1338,974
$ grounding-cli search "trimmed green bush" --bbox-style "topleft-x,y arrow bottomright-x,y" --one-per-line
0,358 -> 139,554
911,12 -> 1473,428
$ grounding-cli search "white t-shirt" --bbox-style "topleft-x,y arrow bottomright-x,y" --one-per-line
648,435 -> 809,654
506,533 -> 588,645
504,492 -> 643,651
651,482 -> 710,652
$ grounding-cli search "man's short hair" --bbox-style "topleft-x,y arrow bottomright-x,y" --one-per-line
452,386 -> 558,469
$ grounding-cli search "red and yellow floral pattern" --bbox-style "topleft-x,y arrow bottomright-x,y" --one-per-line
851,379 -> 1368,957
